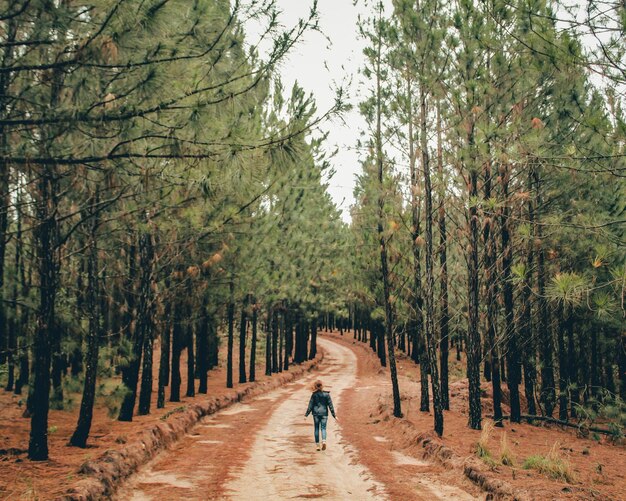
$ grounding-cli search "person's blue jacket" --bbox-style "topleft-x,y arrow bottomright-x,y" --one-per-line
305,390 -> 336,418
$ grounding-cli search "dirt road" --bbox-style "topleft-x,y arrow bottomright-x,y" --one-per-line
115,337 -> 475,500
226,338 -> 385,499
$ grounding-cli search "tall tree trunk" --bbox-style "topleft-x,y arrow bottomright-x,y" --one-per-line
294,310 -> 305,364
271,309 -> 279,373
170,290 -> 183,402
501,164 -> 521,423
420,85 -> 443,436
278,311 -> 284,372
535,169 -> 556,416
266,308 -> 273,373
15,339 -> 29,395
467,163 -> 482,430
209,314 -> 218,369
29,166 -> 58,460
436,103 -> 450,411
521,168 -> 537,416
15,212 -> 29,396
239,296 -> 248,384
418,330 -> 429,411
249,304 -> 258,382
406,74 -> 428,412
139,261 -> 157,414
567,312 -> 579,416
309,317 -> 317,359
590,328 -> 599,401
0,17 -> 17,369
376,321 -> 386,366
157,296 -> 171,407
138,317 -> 155,414
197,293 -> 210,394
557,305 -> 569,421
47,74 -> 65,413
483,155 -> 502,425
617,332 -> 626,401
185,289 -> 195,398
5,180 -> 20,392
579,327 -> 590,404
375,14 -> 401,418
71,239 -> 86,378
227,276 -> 234,388
283,305 -> 291,370
119,231 -> 152,421
69,197 -> 101,446
398,321 -> 406,352
369,318 -> 377,352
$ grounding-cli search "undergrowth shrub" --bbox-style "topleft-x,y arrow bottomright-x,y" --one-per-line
475,421 -> 499,468
522,442 -> 576,483
499,431 -> 515,466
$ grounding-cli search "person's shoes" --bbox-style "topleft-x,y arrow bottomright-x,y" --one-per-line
322,442 -> 327,451
316,443 -> 321,451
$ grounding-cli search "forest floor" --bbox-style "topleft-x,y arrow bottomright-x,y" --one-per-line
1,332 -> 625,500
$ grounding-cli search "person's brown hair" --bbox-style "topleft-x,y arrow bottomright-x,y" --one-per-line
312,380 -> 323,392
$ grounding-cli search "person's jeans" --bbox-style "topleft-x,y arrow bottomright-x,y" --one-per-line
313,416 -> 328,443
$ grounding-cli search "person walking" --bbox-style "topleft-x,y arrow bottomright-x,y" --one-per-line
304,380 -> 337,451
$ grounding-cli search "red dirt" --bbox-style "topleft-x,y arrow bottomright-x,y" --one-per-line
116,339 -> 385,500
0,338 -> 312,500
3,330 -> 625,501
329,332 -> 482,500
115,336 -> 456,500
113,379 -> 316,500
327,330 -> 626,501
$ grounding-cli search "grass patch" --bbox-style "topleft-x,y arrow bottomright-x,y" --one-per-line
475,421 -> 499,468
160,406 -> 186,421
499,431 -> 515,466
476,420 -> 493,457
522,442 -> 576,483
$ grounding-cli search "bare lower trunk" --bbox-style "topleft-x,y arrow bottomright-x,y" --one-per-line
239,296 -> 248,384
249,305 -> 258,382
309,317 -> 317,359
119,232 -> 153,421
227,277 -> 234,388
266,308 -> 273,373
197,294 -> 210,394
521,168 -> 537,416
170,291 -> 183,402
467,167 -> 482,430
483,156 -> 502,425
70,200 -> 101,446
29,166 -> 58,460
283,306 -> 291,371
557,305 -> 569,421
185,293 -> 195,398
271,309 -> 279,373
501,165 -> 520,423
157,291 -> 171,407
535,169 -> 555,416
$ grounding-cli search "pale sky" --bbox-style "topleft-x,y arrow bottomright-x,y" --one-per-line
246,0 -> 391,222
